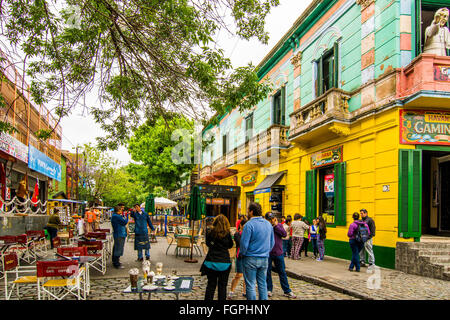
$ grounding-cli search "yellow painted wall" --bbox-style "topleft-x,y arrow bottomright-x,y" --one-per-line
212,107 -> 417,249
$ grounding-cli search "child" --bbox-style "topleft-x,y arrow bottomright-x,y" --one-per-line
282,216 -> 292,257
310,219 -> 319,259
300,218 -> 310,257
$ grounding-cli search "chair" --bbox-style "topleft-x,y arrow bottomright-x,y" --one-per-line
36,260 -> 86,300
52,237 -> 61,249
78,241 -> 106,275
57,246 -> 88,257
2,252 -> 37,300
26,230 -> 47,256
175,237 -> 192,258
165,233 -> 176,255
10,234 -> 36,264
193,235 -> 203,257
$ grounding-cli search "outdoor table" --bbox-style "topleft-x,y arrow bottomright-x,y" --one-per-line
123,276 -> 194,300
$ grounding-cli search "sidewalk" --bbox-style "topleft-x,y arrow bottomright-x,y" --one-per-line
284,254 -> 450,300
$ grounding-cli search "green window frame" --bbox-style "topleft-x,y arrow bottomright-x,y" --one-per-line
272,86 -> 286,126
398,149 -> 422,239
305,169 -> 317,222
314,42 -> 339,98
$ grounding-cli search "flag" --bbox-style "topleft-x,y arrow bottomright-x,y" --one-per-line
31,179 -> 39,207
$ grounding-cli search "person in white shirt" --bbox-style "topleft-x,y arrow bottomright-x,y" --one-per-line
289,213 -> 309,260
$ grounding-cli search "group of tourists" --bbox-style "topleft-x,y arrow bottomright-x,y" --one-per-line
110,203 -> 155,269
200,202 -> 296,300
200,203 -> 377,300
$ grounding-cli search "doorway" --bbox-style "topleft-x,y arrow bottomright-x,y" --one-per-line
422,150 -> 450,236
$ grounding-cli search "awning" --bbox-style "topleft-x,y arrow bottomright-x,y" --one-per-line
254,171 -> 285,192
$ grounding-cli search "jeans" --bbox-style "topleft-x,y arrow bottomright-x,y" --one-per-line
138,249 -> 150,259
205,267 -> 231,300
310,238 -> 318,257
267,255 -> 291,294
317,236 -> 325,259
349,239 -> 364,271
359,238 -> 375,265
242,256 -> 269,300
282,240 -> 290,256
300,237 -> 309,256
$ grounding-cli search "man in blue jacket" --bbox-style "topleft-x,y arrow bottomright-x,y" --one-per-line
111,205 -> 129,269
240,202 -> 274,300
130,204 -> 155,262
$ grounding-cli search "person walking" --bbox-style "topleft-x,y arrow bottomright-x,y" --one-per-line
227,216 -> 248,299
299,218 -> 310,257
200,214 -> 234,300
240,202 -> 274,300
265,212 -> 297,299
282,216 -> 291,257
290,214 -> 309,260
46,208 -> 62,249
347,212 -> 371,272
84,207 -> 96,233
317,216 -> 327,261
309,219 -> 319,259
359,208 -> 376,267
111,205 -> 129,269
130,204 -> 155,261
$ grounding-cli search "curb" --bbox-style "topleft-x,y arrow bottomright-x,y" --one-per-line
285,270 -> 374,300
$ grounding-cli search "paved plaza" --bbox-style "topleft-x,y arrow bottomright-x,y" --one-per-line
2,223 -> 449,300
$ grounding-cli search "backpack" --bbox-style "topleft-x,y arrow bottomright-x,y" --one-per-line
355,223 -> 369,243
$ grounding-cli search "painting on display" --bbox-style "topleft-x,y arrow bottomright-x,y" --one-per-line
400,110 -> 450,145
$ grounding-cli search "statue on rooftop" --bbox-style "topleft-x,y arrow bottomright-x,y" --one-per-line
424,8 -> 450,56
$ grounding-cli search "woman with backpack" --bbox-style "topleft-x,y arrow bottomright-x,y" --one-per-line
347,212 -> 371,272
317,216 -> 327,261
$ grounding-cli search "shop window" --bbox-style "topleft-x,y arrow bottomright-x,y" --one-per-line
314,42 -> 339,98
415,0 -> 450,57
272,86 -> 286,126
245,113 -> 253,142
305,162 -> 346,226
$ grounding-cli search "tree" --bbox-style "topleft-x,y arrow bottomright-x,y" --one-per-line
127,113 -> 197,192
101,166 -> 147,208
77,142 -> 118,204
0,0 -> 276,149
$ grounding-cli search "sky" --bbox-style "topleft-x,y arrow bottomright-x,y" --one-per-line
59,0 -> 314,165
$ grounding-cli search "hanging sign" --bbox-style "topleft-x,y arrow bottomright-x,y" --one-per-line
241,171 -> 257,186
0,132 -> 28,163
400,109 -> 450,145
28,145 -> 62,181
311,145 -> 343,169
205,198 -> 230,205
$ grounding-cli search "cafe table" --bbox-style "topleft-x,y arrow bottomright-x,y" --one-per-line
123,276 -> 194,300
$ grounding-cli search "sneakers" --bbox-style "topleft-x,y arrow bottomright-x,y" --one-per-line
267,291 -> 273,297
316,258 -> 323,261
284,292 -> 297,299
360,262 -> 368,267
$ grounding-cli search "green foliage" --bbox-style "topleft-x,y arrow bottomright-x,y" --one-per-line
127,114 -> 196,192
0,0 -> 278,147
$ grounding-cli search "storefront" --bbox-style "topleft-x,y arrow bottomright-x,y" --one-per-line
399,109 -> 450,236
253,171 -> 286,218
198,184 -> 240,228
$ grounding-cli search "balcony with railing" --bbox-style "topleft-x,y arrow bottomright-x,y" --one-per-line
198,124 -> 290,183
397,53 -> 450,108
289,88 -> 352,145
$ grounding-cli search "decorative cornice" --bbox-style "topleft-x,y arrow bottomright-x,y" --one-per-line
329,123 -> 351,136
356,0 -> 375,10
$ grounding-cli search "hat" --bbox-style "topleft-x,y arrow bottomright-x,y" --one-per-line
360,208 -> 368,213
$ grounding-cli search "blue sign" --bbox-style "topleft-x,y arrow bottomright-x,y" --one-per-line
28,145 -> 61,181
254,188 -> 271,195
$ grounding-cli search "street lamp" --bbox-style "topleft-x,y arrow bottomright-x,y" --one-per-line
71,145 -> 80,200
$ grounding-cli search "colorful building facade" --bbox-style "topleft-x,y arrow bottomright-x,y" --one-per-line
197,0 -> 450,269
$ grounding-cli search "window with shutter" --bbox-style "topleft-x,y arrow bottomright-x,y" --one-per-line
334,162 -> 346,226
305,169 -> 317,221
272,89 -> 284,125
314,42 -> 339,97
398,149 -> 422,238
